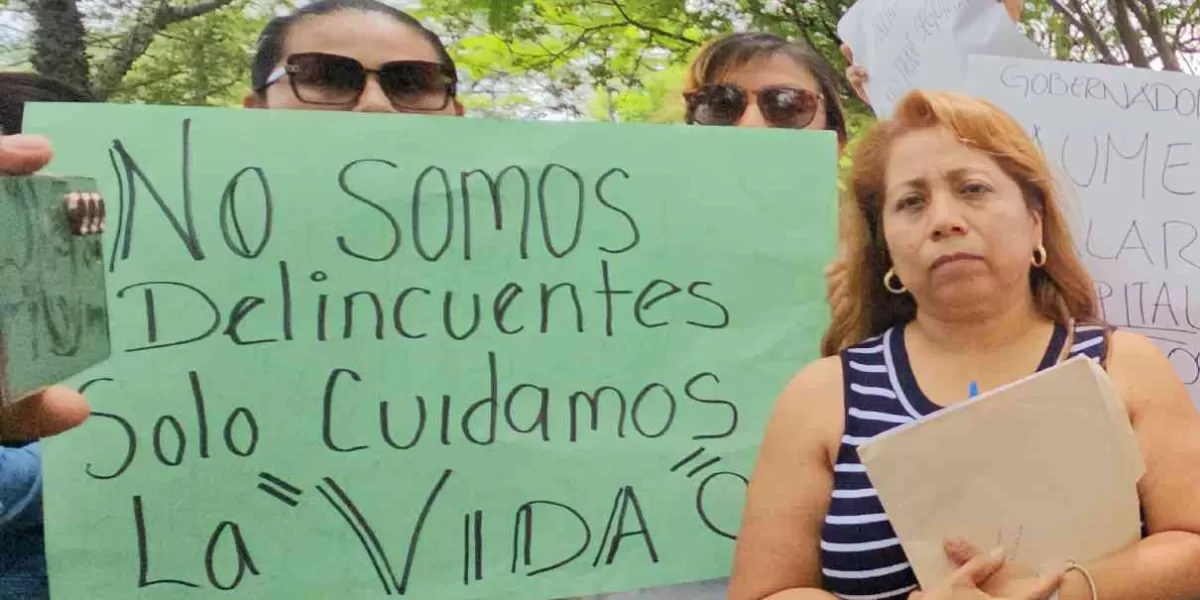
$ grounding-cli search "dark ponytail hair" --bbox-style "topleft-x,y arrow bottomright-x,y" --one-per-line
0,72 -> 94,135
250,0 -> 457,93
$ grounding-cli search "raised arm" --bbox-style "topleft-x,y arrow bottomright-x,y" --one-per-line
728,356 -> 845,600
840,0 -> 1021,108
1002,0 -> 1022,21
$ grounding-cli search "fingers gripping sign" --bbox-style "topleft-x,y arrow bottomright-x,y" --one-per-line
0,133 -> 98,443
0,385 -> 91,442
840,44 -> 871,106
836,0 -> 1022,112
0,134 -> 53,175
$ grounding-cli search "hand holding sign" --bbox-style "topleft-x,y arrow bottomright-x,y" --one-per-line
841,44 -> 871,106
942,538 -> 1069,600
0,134 -> 53,175
0,385 -> 91,442
836,0 -> 1041,117
909,544 -> 1063,600
0,133 -> 92,443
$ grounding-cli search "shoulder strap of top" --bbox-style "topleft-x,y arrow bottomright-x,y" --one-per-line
1064,318 -> 1113,368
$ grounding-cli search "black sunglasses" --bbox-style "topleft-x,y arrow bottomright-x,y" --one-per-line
263,52 -> 458,111
684,84 -> 823,128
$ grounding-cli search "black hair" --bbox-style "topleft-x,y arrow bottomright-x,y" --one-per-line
687,32 -> 848,143
0,72 -> 93,135
250,0 -> 457,93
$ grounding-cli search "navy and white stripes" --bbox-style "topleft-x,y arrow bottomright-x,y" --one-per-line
819,322 -> 1110,599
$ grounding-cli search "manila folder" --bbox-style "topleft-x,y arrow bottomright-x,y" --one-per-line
856,355 -> 1143,589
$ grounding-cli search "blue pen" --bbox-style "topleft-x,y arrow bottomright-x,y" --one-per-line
969,381 -> 979,398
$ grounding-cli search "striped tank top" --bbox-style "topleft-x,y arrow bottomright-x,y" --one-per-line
819,321 -> 1120,600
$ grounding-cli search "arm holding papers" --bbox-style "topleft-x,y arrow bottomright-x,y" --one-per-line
731,331 -> 1200,600
838,0 -> 1029,112
728,359 -> 1066,600
941,332 -> 1200,600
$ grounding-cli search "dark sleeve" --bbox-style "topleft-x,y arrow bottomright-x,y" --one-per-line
0,443 -> 43,528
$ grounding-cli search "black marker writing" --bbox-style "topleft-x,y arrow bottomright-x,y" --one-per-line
320,352 -> 739,449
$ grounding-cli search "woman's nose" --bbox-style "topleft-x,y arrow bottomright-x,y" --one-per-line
736,102 -> 769,128
353,76 -> 397,113
927,192 -> 968,239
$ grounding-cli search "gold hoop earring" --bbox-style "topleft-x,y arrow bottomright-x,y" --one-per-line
884,268 -> 907,294
1032,244 -> 1047,268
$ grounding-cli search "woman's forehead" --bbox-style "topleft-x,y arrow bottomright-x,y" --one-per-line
890,129 -> 996,172
883,129 -> 1008,192
717,54 -> 819,92
283,11 -> 440,65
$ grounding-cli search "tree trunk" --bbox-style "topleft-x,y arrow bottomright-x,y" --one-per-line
1108,0 -> 1151,67
27,0 -> 240,100
92,0 -> 239,100
28,0 -> 91,93
1051,0 -> 1121,65
1129,0 -> 1181,71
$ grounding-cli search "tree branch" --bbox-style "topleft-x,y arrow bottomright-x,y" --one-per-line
1049,0 -> 1121,64
1107,0 -> 1150,67
168,0 -> 237,22
28,0 -> 90,90
114,69 -> 185,95
621,34 -> 647,89
500,23 -> 626,70
778,0 -> 806,35
1130,0 -> 1180,70
1175,0 -> 1200,42
606,0 -> 699,46
91,0 -> 238,99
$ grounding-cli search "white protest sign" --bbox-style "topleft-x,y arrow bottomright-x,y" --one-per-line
837,0 -> 1044,118
967,55 -> 1200,410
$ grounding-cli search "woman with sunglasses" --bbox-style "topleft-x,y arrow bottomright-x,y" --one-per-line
684,32 -> 854,351
571,35 -> 856,600
2,3 -> 461,597
243,0 -> 463,116
684,32 -> 849,148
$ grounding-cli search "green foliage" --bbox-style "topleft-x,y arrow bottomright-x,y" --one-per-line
109,1 -> 277,106
12,0 -> 1198,120
424,0 -> 1199,126
586,63 -> 686,122
1018,0 -> 1199,70
422,0 -> 713,121
425,0 -> 869,124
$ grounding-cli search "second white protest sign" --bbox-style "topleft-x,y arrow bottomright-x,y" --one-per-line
967,54 -> 1200,410
837,0 -> 1043,118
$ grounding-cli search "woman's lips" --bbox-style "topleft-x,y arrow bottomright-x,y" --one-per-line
931,252 -> 984,270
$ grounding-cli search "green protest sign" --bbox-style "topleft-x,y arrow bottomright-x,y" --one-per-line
27,103 -> 836,599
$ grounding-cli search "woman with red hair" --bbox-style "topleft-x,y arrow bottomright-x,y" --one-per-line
729,89 -> 1200,600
